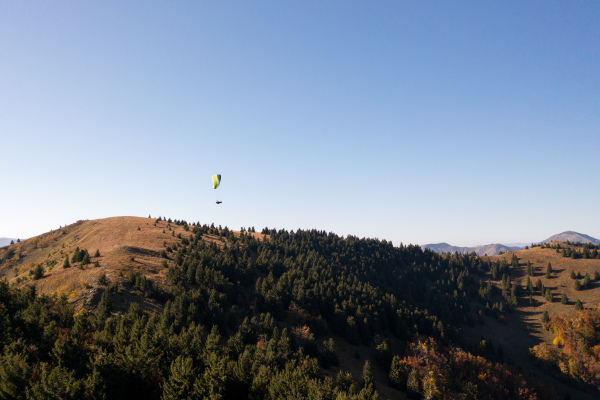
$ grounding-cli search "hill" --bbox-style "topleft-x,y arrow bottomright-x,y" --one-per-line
2,217 -> 599,399
542,230 -> 600,245
473,242 -> 600,398
422,242 -> 521,256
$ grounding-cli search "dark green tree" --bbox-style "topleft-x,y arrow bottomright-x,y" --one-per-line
161,356 -> 195,400
389,355 -> 404,389
545,262 -> 552,278
32,264 -> 44,280
406,368 -> 420,399
541,311 -> 550,324
81,252 -> 90,266
359,360 -> 377,399
0,352 -> 31,400
71,247 -> 81,263
544,288 -> 553,302
583,273 -> 590,289
95,289 -> 112,322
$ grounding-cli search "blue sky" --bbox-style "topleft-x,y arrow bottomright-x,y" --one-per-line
1,1 -> 599,246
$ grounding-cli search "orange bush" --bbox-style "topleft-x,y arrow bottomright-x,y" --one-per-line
531,307 -> 600,390
391,338 -> 555,399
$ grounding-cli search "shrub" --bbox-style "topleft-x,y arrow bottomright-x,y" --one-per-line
31,264 -> 44,280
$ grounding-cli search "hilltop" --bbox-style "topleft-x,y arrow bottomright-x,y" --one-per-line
0,216 -> 262,311
542,231 -> 600,245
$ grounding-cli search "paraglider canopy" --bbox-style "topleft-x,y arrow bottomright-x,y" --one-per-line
212,174 -> 221,189
213,174 -> 222,204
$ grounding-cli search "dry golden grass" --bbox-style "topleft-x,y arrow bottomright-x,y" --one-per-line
0,216 -> 259,310
465,244 -> 600,400
488,244 -> 600,314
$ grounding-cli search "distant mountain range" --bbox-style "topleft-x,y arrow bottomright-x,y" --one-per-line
423,231 -> 600,256
0,238 -> 17,248
422,243 -> 522,256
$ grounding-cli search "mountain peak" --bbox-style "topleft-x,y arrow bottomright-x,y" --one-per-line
422,242 -> 522,256
543,231 -> 599,245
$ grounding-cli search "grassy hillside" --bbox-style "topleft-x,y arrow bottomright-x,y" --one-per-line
489,244 -> 599,319
0,217 -> 263,312
469,244 -> 600,398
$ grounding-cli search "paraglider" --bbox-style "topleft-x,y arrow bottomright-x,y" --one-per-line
213,174 -> 222,204
212,174 -> 221,189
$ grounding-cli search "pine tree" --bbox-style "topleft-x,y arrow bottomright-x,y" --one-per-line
162,356 -> 195,400
526,261 -> 534,276
94,249 -> 100,257
422,371 -> 439,400
359,360 -> 377,399
95,289 -> 112,322
546,262 -> 552,278
406,368 -> 420,399
561,293 -> 568,304
574,279 -> 581,291
71,247 -> 80,263
32,264 -> 44,280
388,356 -> 404,389
574,299 -> 583,310
583,273 -> 590,289
335,370 -> 353,391
541,311 -> 549,323
63,255 -> 71,268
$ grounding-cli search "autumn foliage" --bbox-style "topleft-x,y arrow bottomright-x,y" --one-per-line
530,306 -> 600,391
390,338 -> 556,399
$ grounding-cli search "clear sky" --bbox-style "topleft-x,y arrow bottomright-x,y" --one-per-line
1,1 -> 599,247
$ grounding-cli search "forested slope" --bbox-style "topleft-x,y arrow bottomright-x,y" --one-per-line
0,218 -> 565,399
